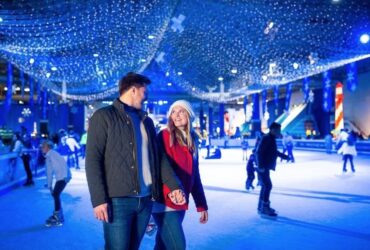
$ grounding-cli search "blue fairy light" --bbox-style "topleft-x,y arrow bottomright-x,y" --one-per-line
360,34 -> 369,44
0,0 -> 369,102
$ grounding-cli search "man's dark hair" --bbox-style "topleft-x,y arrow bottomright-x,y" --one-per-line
269,122 -> 281,130
119,72 -> 151,95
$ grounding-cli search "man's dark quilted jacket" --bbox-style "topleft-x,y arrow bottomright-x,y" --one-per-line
85,99 -> 181,207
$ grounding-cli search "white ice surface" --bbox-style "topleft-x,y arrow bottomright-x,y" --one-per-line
0,149 -> 369,250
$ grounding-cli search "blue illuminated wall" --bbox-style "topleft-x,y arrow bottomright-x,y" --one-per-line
311,88 -> 331,137
0,103 -> 85,136
343,70 -> 370,136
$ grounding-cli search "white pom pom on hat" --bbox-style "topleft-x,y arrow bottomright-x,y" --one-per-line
168,100 -> 195,120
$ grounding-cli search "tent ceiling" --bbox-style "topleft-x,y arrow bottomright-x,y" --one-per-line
0,0 -> 369,101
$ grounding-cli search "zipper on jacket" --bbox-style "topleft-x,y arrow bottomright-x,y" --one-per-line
125,113 -> 140,195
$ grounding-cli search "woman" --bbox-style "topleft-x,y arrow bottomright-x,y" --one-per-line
152,100 -> 208,250
337,132 -> 357,172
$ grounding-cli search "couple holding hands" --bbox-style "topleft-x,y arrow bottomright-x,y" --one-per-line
86,72 -> 208,250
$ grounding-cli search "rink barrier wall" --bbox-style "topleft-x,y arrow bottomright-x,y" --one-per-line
0,150 -> 45,195
207,138 -> 370,155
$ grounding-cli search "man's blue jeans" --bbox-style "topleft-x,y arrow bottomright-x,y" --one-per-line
103,196 -> 153,250
152,210 -> 186,250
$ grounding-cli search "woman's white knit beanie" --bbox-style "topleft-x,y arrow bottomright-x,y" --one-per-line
168,100 -> 195,121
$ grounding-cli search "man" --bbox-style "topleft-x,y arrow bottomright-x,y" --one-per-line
20,129 -> 34,186
256,122 -> 289,217
85,72 -> 185,250
65,132 -> 81,169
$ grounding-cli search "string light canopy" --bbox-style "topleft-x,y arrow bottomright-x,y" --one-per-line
0,0 -> 178,100
0,0 -> 370,102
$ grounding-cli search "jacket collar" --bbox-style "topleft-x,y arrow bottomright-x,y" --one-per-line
268,132 -> 276,139
113,98 -> 148,119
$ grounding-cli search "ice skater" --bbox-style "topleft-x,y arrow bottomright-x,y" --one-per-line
241,136 -> 249,161
21,131 -> 34,185
245,150 -> 256,191
336,128 -> 349,150
65,133 -> 81,169
204,146 -> 222,159
285,132 -> 295,163
281,132 -> 294,163
337,131 -> 357,173
256,122 -> 289,218
42,140 -> 72,227
325,133 -> 333,154
12,133 -> 34,186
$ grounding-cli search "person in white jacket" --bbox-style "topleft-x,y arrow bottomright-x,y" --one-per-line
65,134 -> 81,169
337,133 -> 357,173
41,140 -> 72,227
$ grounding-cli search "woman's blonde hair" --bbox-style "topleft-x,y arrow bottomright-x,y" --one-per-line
167,109 -> 194,151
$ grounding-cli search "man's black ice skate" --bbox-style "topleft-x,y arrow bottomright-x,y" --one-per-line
45,211 -> 64,227
260,207 -> 278,218
23,180 -> 34,186
259,202 -> 277,218
45,215 -> 63,227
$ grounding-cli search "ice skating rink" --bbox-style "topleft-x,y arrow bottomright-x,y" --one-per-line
1,149 -> 370,250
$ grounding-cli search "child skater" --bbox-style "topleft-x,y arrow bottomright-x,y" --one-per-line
337,132 -> 357,173
245,149 -> 256,191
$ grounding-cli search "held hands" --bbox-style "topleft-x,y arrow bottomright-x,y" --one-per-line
199,211 -> 208,224
168,189 -> 186,205
93,191 -> 186,222
94,203 -> 109,223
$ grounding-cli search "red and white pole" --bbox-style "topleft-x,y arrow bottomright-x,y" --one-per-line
335,82 -> 344,132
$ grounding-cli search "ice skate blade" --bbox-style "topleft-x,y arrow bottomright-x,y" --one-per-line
45,222 -> 63,227
259,214 -> 278,220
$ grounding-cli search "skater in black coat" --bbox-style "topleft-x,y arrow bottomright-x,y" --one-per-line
256,122 -> 289,217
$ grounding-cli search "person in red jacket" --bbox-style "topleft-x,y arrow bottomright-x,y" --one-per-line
152,100 -> 209,250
